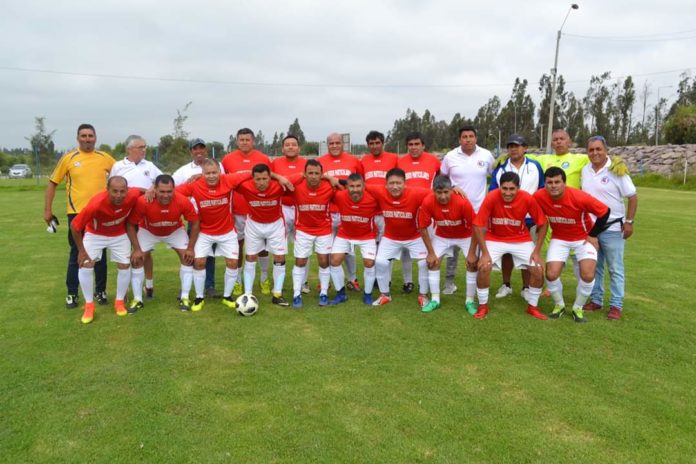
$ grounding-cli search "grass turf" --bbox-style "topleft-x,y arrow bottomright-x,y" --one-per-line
0,186 -> 694,463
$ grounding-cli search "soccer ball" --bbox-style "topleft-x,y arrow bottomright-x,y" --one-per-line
235,294 -> 259,316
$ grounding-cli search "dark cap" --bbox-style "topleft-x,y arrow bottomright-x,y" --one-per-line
506,134 -> 527,146
189,138 -> 206,149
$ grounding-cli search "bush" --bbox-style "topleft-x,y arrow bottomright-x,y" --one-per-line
663,105 -> 696,144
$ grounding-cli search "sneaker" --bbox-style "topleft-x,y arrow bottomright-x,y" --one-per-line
145,287 -> 154,300
179,298 -> 191,312
403,282 -> 414,294
549,304 -> 565,319
232,282 -> 243,297
66,294 -> 79,309
328,290 -> 346,306
222,296 -> 237,309
192,297 -> 205,312
526,305 -> 548,320
495,285 -> 513,299
346,279 -> 361,292
583,301 -> 603,312
607,306 -> 622,320
443,283 -> 458,295
292,295 -> 303,308
474,304 -> 489,319
301,282 -> 311,294
205,287 -> 220,299
417,294 -> 429,308
572,308 -> 588,323
128,300 -> 143,315
372,294 -> 392,306
261,279 -> 272,295
422,300 -> 441,313
81,302 -> 95,324
465,300 -> 477,316
114,299 -> 127,317
272,295 -> 290,307
362,293 -> 373,305
96,291 -> 108,306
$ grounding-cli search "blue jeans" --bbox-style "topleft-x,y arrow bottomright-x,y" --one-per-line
591,230 -> 625,309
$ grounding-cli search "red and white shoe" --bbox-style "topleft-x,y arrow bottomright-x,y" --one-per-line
372,294 -> 392,306
474,304 -> 489,319
417,294 -> 429,308
526,305 -> 548,320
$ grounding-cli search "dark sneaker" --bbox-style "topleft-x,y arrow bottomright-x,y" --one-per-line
128,300 -> 144,314
292,295 -> 303,308
66,294 -> 79,309
402,282 -> 414,294
583,301 -> 602,312
572,308 -> 588,323
329,289 -> 347,306
179,298 -> 191,312
96,291 -> 108,306
346,279 -> 361,292
549,304 -> 565,319
362,293 -> 373,305
272,295 -> 290,307
145,287 -> 154,300
204,287 -> 220,299
607,306 -> 622,320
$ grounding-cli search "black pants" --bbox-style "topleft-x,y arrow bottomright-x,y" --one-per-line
66,214 -> 107,295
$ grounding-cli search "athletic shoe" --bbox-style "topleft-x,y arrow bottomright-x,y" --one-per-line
81,302 -> 95,324
260,279 -> 272,295
520,288 -> 530,303
465,300 -> 477,316
179,298 -> 191,312
292,295 -> 303,308
145,287 -> 154,299
114,299 -> 127,317
417,294 -> 428,308
222,296 -> 236,309
66,294 -> 78,309
320,293 -> 332,306
607,306 -> 622,320
362,293 -> 373,305
128,300 -> 143,315
272,295 -> 290,307
422,300 -> 441,313
549,304 -> 565,319
443,283 -> 458,295
346,279 -> 361,292
232,282 -> 243,297
583,301 -> 603,312
205,287 -> 220,299
403,282 -> 414,294
192,297 -> 205,312
372,294 -> 392,306
526,305 -> 548,320
572,308 -> 588,323
96,291 -> 108,306
328,289 -> 346,306
301,282 -> 311,294
474,304 -> 489,319
495,285 -> 513,299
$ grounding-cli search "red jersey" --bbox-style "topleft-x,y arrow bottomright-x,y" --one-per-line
221,149 -> 272,216
271,156 -> 307,206
367,185 -> 430,241
72,189 -> 141,237
533,187 -> 609,241
318,152 -> 364,213
129,193 -> 198,236
176,174 -> 247,235
398,152 -> 441,189
418,193 -> 475,239
235,179 -> 285,224
286,179 -> 335,236
332,190 -> 380,240
361,152 -> 398,185
474,190 -> 546,243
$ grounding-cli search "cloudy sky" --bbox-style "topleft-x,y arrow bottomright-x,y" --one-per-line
1,0 -> 694,151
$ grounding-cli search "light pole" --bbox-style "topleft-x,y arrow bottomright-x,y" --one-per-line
545,3 -> 579,153
655,85 -> 672,146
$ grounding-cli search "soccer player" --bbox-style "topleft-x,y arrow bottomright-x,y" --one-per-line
418,175 -> 476,313
581,136 -> 638,320
221,129 -> 272,296
111,135 -> 163,299
472,172 -> 548,320
126,175 -> 200,312
529,129 -> 589,188
489,134 -> 544,301
361,131 -> 398,241
70,176 -> 140,324
44,123 -> 115,309
534,167 -> 610,323
368,168 -> 430,307
330,173 -> 381,305
317,132 -> 364,291
440,125 -> 495,295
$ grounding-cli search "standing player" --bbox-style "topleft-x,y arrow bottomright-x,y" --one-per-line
472,172 -> 548,320
418,175 -> 476,313
581,136 -> 638,320
361,130 -> 398,242
529,129 -> 589,188
126,175 -> 200,312
70,176 -> 140,324
44,123 -> 115,309
534,167 -> 610,323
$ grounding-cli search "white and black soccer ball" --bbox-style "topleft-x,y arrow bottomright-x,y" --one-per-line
235,294 -> 259,316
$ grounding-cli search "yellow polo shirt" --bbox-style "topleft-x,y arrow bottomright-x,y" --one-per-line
527,152 -> 589,188
49,149 -> 116,214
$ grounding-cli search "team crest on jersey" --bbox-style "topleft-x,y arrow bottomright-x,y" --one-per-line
601,176 -> 610,184
477,160 -> 486,167
562,161 -> 570,169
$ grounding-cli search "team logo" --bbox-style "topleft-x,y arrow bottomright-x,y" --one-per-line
601,176 -> 610,184
144,170 -> 150,177
562,161 -> 570,169
74,162 -> 81,167
477,160 -> 486,168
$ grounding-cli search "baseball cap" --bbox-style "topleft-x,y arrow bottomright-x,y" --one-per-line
189,138 -> 206,149
506,134 -> 527,146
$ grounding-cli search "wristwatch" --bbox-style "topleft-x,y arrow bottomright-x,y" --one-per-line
625,219 -> 634,224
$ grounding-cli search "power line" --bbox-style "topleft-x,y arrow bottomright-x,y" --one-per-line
564,32 -> 696,42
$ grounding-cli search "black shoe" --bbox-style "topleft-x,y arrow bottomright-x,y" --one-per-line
402,282 -> 414,294
272,295 -> 290,307
145,287 -> 154,299
205,287 -> 221,299
65,294 -> 78,309
128,300 -> 144,314
96,291 -> 108,306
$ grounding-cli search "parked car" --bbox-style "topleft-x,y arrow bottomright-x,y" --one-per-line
8,164 -> 32,179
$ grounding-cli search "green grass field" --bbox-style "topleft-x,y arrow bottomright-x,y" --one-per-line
1,184 -> 695,463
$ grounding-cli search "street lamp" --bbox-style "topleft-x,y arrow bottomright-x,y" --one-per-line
545,3 -> 579,153
655,85 -> 672,146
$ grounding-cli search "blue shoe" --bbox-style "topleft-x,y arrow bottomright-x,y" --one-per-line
363,293 -> 373,305
319,294 -> 329,306
329,289 -> 347,305
293,295 -> 303,309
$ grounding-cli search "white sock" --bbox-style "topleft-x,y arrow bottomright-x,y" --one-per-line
330,265 -> 345,292
116,268 -> 131,300
428,270 -> 441,302
131,267 -> 145,301
575,279 -> 595,308
319,266 -> 330,295
417,259 -> 428,294
402,250 -> 413,283
78,267 -> 95,303
259,255 -> 270,282
244,261 -> 256,295
376,259 -> 391,294
193,269 -> 206,298
223,267 -> 238,298
547,278 -> 565,306
477,287 -> 489,305
345,253 -> 357,281
145,278 -> 154,289
180,265 -> 193,300
363,266 -> 376,294
292,265 -> 304,297
466,271 -> 477,302
527,286 -> 542,307
272,262 -> 285,295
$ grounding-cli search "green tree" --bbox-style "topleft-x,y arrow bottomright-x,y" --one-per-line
498,78 -> 536,144
25,116 -> 56,168
473,96 -> 501,149
663,105 -> 696,144
98,144 -> 113,153
113,142 -> 126,159
584,72 -> 614,141
668,72 -> 696,117
287,118 -> 306,145
208,141 -> 225,159
302,142 -> 319,156
538,74 -> 568,133
173,102 -> 192,140
613,76 -> 636,144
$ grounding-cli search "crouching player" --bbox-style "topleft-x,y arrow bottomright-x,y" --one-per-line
127,174 -> 200,312
418,175 -> 477,313
472,172 -> 548,320
70,176 -> 141,324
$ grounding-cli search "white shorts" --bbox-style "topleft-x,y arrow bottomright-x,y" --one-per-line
376,237 -> 427,261
294,230 -> 332,258
84,232 -> 130,264
195,230 -> 239,259
245,217 -> 287,256
374,214 -> 385,242
486,240 -> 538,270
433,236 -> 472,259
547,239 -> 597,263
138,227 -> 189,252
331,236 -> 377,260
283,205 -> 296,239
235,214 -> 247,241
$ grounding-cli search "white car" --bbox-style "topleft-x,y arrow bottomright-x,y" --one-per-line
8,164 -> 32,179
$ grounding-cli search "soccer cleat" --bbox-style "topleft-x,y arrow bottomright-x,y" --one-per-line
473,304 -> 489,319
346,279 -> 361,292
607,306 -> 622,320
272,295 -> 290,307
222,296 -> 237,309
443,283 -> 458,295
114,299 -> 127,317
328,289 -> 346,306
292,295 -> 303,308
372,294 -> 392,306
549,304 -> 566,319
260,279 -> 272,295
179,298 -> 191,312
402,282 -> 414,294
145,287 -> 154,299
362,293 -> 373,305
128,300 -> 143,315
526,305 -> 548,320
465,300 -> 477,316
301,282 -> 311,294
320,293 -> 332,306
205,287 -> 221,299
232,282 -> 243,297
96,291 -> 108,306
81,302 -> 95,324
417,294 -> 429,308
192,297 -> 205,312
495,285 -> 513,299
65,294 -> 78,309
583,301 -> 603,312
421,300 -> 441,313
572,308 -> 588,323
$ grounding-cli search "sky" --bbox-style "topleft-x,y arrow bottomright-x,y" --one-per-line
1,0 -> 694,151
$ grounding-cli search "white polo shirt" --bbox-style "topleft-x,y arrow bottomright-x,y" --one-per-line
581,158 -> 637,232
440,145 -> 495,212
110,158 -> 162,190
172,160 -> 225,187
